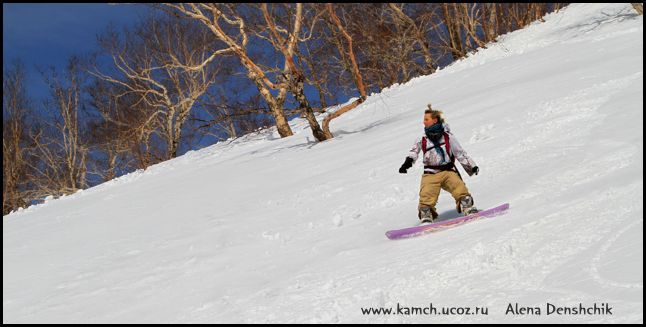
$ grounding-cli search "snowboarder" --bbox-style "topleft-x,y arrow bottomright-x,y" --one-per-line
398,104 -> 480,224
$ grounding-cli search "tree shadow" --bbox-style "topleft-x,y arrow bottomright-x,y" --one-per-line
279,137 -> 320,151
273,119 -> 389,152
562,8 -> 640,35
334,119 -> 388,137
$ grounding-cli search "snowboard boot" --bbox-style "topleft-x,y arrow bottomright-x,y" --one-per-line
418,206 -> 438,224
458,195 -> 479,216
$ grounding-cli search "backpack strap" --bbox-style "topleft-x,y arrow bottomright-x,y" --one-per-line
422,137 -> 427,155
423,133 -> 453,160
423,133 -> 457,164
422,132 -> 464,180
443,132 -> 454,162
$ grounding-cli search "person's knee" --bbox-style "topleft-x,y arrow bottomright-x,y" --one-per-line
419,177 -> 441,206
445,174 -> 469,196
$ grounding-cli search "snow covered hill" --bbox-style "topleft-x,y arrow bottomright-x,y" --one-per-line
3,3 -> 643,323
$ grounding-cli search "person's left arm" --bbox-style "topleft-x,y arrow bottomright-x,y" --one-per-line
448,134 -> 479,176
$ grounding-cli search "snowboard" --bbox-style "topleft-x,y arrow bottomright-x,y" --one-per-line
385,203 -> 510,240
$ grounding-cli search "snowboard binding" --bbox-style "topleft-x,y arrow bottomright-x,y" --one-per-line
459,195 -> 479,216
418,206 -> 437,224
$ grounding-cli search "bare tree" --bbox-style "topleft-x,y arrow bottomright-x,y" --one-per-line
3,62 -> 32,214
295,36 -> 334,109
321,3 -> 368,139
26,57 -> 89,198
387,3 -> 436,73
197,90 -> 279,141
164,3 -> 295,138
442,3 -> 465,60
258,3 -> 329,141
631,3 -> 643,15
481,3 -> 498,43
86,79 -> 156,180
93,15 -> 221,159
337,4 -> 418,87
197,90 -> 241,140
457,3 -> 487,51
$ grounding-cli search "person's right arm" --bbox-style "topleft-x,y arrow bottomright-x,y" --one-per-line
399,138 -> 422,174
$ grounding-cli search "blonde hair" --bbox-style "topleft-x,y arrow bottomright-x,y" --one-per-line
424,103 -> 444,123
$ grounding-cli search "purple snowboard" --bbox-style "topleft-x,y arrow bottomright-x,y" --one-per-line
386,203 -> 510,240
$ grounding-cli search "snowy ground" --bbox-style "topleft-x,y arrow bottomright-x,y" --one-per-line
3,3 -> 643,323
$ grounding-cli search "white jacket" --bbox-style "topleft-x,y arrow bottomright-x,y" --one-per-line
407,123 -> 478,176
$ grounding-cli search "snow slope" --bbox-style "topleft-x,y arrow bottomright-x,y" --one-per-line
3,3 -> 643,323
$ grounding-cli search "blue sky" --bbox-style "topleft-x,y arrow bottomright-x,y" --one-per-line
3,3 -> 342,110
3,3 -> 352,155
3,3 -> 150,101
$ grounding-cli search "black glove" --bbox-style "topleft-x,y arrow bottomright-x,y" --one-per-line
399,157 -> 414,174
472,166 -> 479,176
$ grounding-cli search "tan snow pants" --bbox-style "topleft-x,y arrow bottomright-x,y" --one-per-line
418,171 -> 470,215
